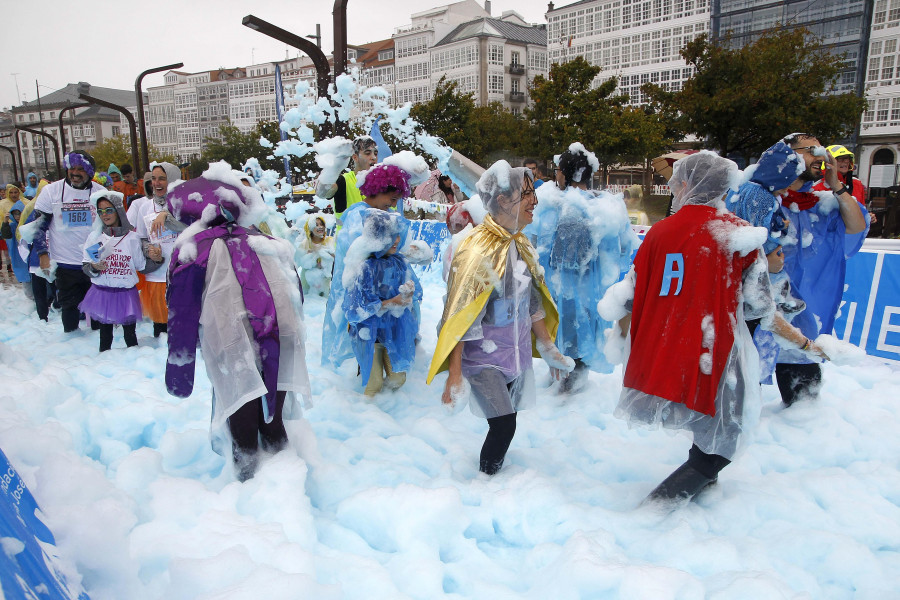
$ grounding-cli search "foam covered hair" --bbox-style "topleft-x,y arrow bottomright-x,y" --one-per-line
358,164 -> 411,198
475,160 -> 534,216
64,151 -> 96,179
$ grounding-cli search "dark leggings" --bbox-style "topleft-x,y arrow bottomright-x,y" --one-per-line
775,362 -> 822,407
55,267 -> 92,332
480,412 -> 518,475
31,276 -> 52,321
688,444 -> 731,480
228,391 -> 288,481
99,323 -> 137,352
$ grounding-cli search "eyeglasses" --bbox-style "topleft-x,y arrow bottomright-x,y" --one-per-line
794,146 -> 822,153
97,207 -> 117,216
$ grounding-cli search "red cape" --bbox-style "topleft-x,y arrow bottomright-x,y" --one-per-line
625,206 -> 758,416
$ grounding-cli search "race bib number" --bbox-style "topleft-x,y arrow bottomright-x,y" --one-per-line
85,242 -> 102,262
61,204 -> 91,227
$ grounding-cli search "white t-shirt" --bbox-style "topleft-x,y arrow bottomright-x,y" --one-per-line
34,179 -> 106,266
82,230 -> 145,289
128,196 -> 176,283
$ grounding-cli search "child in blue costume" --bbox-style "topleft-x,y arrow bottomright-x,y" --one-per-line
526,143 -> 637,392
322,163 -> 417,370
343,210 -> 422,396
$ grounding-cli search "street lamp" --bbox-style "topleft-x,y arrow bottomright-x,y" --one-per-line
79,93 -> 140,175
135,62 -> 184,174
58,102 -> 91,155
15,125 -> 62,180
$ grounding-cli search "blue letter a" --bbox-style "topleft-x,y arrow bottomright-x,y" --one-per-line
660,253 -> 684,296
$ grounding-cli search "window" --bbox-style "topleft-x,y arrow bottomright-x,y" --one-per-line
511,51 -> 521,66
877,98 -> 890,123
112,126 -> 120,136
396,36 -> 428,58
886,39 -> 898,54
378,49 -> 394,61
882,55 -> 895,82
488,73 -> 504,94
83,124 -> 94,138
869,57 -> 882,81
489,44 -> 504,65
511,78 -> 520,93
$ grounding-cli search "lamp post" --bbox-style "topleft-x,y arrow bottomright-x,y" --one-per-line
135,63 -> 184,174
333,1 -> 348,79
242,15 -> 334,138
15,125 -> 62,180
0,136 -> 18,184
58,102 -> 91,155
79,93 -> 140,174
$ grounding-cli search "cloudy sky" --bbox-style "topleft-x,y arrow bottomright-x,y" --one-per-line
1,0 -> 556,110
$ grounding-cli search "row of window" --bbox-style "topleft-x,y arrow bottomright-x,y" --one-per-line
396,35 -> 428,58
396,86 -> 431,105
862,96 -> 900,127
175,93 -> 197,109
397,62 -> 429,83
548,0 -> 708,41
873,0 -> 900,29
432,45 -> 479,71
230,80 -> 276,99
150,125 -> 176,145
230,99 -> 276,122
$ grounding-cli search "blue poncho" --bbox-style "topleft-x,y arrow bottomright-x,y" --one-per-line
321,202 -> 418,369
5,201 -> 31,283
525,186 -> 638,372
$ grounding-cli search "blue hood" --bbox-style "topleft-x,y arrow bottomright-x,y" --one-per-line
749,142 -> 803,192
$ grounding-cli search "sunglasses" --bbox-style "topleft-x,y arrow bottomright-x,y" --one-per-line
97,207 -> 117,216
794,145 -> 823,154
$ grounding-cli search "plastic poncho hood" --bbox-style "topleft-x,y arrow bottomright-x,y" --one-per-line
670,151 -> 740,212
476,160 -> 534,225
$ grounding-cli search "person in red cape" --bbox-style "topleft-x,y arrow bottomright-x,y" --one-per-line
602,152 -> 827,504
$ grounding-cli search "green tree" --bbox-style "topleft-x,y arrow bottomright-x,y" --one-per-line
410,77 -> 478,158
643,28 -> 868,161
527,56 -> 671,177
202,121 -> 318,182
90,134 -> 176,173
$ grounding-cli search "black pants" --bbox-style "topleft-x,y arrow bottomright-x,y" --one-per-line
687,444 -> 731,480
775,362 -> 822,407
99,323 -> 137,352
480,412 -> 518,475
55,267 -> 92,332
228,391 -> 288,481
31,276 -> 53,321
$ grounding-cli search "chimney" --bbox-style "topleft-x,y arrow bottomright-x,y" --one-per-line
77,82 -> 90,95
548,2 -> 555,11
485,1 -> 491,15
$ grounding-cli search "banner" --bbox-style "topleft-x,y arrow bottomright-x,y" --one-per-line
0,447 -> 90,599
274,64 -> 291,182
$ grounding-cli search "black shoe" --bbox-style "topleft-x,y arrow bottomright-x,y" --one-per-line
645,462 -> 716,503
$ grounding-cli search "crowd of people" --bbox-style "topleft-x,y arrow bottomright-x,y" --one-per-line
0,131 -> 870,499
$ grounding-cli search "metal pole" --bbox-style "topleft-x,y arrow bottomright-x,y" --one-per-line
14,130 -> 25,181
242,15 -> 334,138
57,102 -> 91,156
333,1 -> 348,79
35,80 -> 49,176
0,143 -> 18,184
136,62 -> 184,174
15,125 -> 62,180
79,93 -> 140,176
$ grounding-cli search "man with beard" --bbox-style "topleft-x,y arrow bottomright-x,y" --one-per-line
775,133 -> 869,406
31,151 -> 107,332
315,136 -> 379,220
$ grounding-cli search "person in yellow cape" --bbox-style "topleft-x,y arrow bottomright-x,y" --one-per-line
427,160 -> 575,475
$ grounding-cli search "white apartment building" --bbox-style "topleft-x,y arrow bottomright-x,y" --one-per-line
858,0 -> 900,191
546,0 -> 710,105
393,0 -> 492,105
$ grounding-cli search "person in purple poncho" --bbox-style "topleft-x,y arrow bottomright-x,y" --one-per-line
164,165 -> 312,482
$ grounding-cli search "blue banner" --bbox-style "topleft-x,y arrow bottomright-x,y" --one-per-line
0,448 -> 90,600
370,117 -> 392,163
274,64 -> 291,182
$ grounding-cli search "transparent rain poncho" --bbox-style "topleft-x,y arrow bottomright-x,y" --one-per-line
444,162 -> 549,418
614,151 -> 772,459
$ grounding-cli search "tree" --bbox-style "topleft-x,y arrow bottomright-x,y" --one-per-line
642,28 -> 868,161
410,77 -> 478,159
202,121 -> 318,182
526,56 -> 671,177
90,134 -> 176,173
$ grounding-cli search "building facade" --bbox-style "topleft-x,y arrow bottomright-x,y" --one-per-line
1,82 -> 143,182
546,0 -> 711,105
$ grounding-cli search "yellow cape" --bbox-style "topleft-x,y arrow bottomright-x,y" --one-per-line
426,214 -> 559,384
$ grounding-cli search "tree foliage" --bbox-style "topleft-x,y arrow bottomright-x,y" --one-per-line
526,57 -> 671,173
200,121 -> 318,181
642,28 -> 868,161
89,134 -> 176,173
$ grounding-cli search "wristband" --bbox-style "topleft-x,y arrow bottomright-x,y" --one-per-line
834,186 -> 850,197
800,338 -> 811,351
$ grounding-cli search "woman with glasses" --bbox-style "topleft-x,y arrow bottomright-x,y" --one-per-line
428,160 -> 574,475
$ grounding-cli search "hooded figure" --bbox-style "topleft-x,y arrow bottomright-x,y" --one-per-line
126,161 -> 185,337
428,160 -> 573,475
3,199 -> 31,287
165,170 -> 312,482
342,210 -> 421,396
295,213 -> 335,297
24,172 -> 39,199
78,190 -> 161,351
525,143 -> 638,391
601,151 -> 824,504
321,163 -> 419,370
